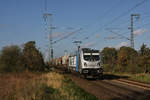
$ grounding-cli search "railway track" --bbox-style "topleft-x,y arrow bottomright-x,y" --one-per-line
72,76 -> 150,100
54,67 -> 150,100
96,80 -> 150,100
113,78 -> 150,90
92,80 -> 138,100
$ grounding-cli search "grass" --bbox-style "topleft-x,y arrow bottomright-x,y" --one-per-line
62,76 -> 99,100
0,72 -> 99,100
105,72 -> 150,84
129,73 -> 150,83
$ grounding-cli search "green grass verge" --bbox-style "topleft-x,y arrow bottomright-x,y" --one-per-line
130,73 -> 150,83
62,76 -> 100,100
106,72 -> 150,84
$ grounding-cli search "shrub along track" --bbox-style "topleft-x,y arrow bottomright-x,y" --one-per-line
54,67 -> 150,100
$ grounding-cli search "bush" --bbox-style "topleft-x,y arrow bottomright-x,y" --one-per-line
0,41 -> 45,73
63,77 -> 99,100
23,41 -> 45,72
101,45 -> 150,74
0,45 -> 25,72
103,64 -> 116,72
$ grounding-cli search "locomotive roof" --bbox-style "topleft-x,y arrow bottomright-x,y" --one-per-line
82,48 -> 99,53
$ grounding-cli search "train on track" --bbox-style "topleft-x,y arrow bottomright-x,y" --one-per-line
52,48 -> 103,79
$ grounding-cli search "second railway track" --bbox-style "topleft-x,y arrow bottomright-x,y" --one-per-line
55,67 -> 150,100
113,78 -> 150,90
72,75 -> 150,100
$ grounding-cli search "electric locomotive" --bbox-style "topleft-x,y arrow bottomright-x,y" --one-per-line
68,48 -> 103,78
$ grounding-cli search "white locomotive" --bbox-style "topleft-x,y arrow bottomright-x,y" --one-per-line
68,48 -> 103,78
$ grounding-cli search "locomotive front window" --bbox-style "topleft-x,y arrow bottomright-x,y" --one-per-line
92,55 -> 100,61
84,55 -> 100,61
84,55 -> 91,61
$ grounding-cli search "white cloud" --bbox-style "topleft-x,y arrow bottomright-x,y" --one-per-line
115,42 -> 129,49
133,29 -> 148,35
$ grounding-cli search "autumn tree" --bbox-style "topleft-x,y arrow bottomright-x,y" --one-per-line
138,44 -> 150,73
101,47 -> 117,72
140,43 -> 147,56
117,46 -> 138,73
23,41 -> 45,71
0,45 -> 25,72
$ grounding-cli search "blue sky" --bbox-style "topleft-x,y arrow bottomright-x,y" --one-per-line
0,0 -> 150,59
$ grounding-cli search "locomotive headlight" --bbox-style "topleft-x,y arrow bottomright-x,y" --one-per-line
84,62 -> 87,67
99,68 -> 103,73
97,68 -> 103,73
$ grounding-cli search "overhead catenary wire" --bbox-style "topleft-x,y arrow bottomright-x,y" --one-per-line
85,0 -> 148,40
106,0 -> 148,26
83,0 -> 148,46
105,29 -> 130,40
44,0 -> 123,48
135,22 -> 150,29
53,28 -> 82,44
135,14 -> 150,26
106,21 -> 150,41
107,11 -> 150,41
73,0 -> 123,41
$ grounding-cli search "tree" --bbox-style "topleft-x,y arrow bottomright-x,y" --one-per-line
0,45 -> 25,72
138,44 -> 150,73
140,43 -> 147,56
23,41 -> 45,71
101,47 -> 117,72
117,46 -> 138,73
101,47 -> 117,64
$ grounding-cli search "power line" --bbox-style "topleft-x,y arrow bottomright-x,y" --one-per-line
53,28 -> 82,44
142,10 -> 150,15
135,14 -> 150,26
89,0 -> 147,37
85,0 -> 122,27
84,0 -> 148,44
49,0 -> 122,46
136,22 -> 150,29
105,29 -> 130,40
74,0 -> 122,41
107,0 -> 147,25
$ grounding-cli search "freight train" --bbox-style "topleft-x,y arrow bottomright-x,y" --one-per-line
52,48 -> 103,79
